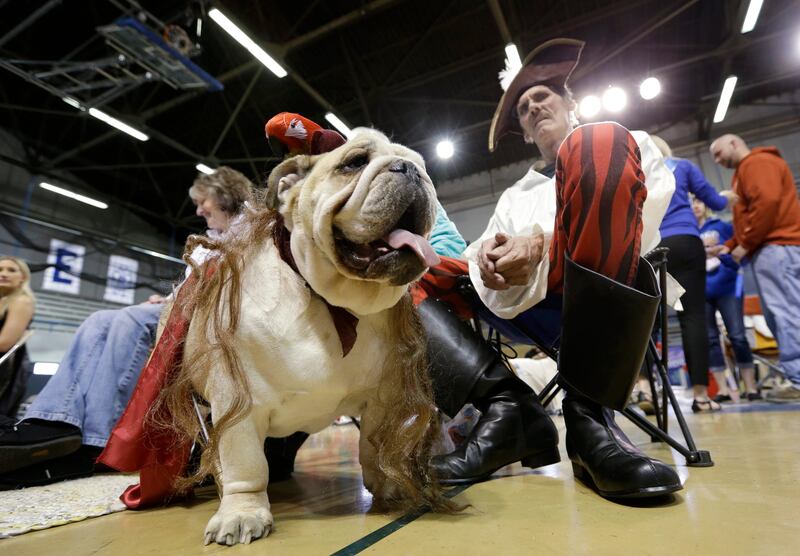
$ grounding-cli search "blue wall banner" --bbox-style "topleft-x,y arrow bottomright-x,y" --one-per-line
42,238 -> 85,295
104,254 -> 139,304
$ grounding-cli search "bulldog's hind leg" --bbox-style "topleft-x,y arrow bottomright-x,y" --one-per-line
204,412 -> 273,546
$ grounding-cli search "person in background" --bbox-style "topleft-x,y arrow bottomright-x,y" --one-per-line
0,256 -> 35,417
651,136 -> 737,413
0,167 -> 253,487
710,134 -> 800,403
693,197 -> 759,402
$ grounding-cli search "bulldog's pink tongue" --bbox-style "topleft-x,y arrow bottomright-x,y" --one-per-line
385,229 -> 440,267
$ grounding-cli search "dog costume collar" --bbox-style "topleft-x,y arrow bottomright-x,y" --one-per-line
273,214 -> 359,357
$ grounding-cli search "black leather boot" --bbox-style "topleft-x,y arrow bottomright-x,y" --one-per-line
563,394 -> 681,498
420,298 -> 560,484
558,256 -> 681,498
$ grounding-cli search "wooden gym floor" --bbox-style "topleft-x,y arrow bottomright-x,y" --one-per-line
3,399 -> 799,555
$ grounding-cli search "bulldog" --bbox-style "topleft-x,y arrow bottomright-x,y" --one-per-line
164,129 -> 450,545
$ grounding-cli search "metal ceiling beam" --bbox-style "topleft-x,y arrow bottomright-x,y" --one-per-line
279,0 -> 402,54
487,0 -> 512,44
209,67 -> 263,158
381,0 -> 459,85
388,96 -> 497,108
0,0 -> 62,49
0,152 -> 191,230
574,0 -> 701,79
335,0 -> 651,115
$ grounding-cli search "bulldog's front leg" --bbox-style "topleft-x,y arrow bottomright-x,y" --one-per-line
359,401 -> 403,502
204,412 -> 272,546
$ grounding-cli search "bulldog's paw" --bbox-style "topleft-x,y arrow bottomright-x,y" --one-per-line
204,493 -> 273,546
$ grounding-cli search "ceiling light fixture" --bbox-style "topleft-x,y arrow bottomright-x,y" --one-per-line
324,112 -> 353,138
741,0 -> 763,34
208,8 -> 287,78
40,182 -> 109,209
61,96 -> 83,110
195,163 -> 216,175
87,107 -> 149,141
639,77 -> 661,100
713,76 -> 738,123
602,87 -> 627,113
436,140 -> 454,160
579,95 -> 602,118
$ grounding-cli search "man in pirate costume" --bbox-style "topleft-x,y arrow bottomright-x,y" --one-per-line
417,38 -> 682,499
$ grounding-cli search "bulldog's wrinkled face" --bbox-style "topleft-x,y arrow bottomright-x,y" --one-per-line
267,129 -> 439,287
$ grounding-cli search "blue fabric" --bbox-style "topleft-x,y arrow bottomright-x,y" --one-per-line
476,294 -> 563,353
750,244 -> 800,386
430,201 -> 467,258
706,294 -> 753,371
700,218 -> 740,299
25,303 -> 162,447
660,158 -> 728,239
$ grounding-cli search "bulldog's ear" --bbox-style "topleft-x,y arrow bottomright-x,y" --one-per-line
266,155 -> 312,210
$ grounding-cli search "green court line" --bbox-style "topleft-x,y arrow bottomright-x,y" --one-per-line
329,484 -> 471,556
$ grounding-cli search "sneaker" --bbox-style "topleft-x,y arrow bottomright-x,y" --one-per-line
764,384 -> 800,403
0,419 -> 82,474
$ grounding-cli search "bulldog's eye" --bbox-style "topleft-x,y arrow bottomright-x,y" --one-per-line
341,153 -> 369,172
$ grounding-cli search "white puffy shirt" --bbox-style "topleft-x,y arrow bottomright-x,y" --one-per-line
462,126 -> 676,319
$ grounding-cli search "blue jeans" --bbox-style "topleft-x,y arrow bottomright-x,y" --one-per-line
25,303 -> 163,447
705,294 -> 754,372
750,244 -> 800,387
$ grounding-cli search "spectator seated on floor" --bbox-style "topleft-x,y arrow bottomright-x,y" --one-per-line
0,167 -> 254,489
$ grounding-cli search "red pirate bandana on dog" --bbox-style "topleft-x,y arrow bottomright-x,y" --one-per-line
489,38 -> 584,152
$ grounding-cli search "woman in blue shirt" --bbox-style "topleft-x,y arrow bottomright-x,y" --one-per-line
652,136 -> 737,412
694,198 -> 759,402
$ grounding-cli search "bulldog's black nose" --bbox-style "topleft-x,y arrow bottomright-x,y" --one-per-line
388,159 -> 420,182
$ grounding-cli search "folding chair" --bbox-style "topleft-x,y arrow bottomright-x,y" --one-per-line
459,248 -> 713,468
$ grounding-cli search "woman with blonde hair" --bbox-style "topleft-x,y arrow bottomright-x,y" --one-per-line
0,256 -> 35,417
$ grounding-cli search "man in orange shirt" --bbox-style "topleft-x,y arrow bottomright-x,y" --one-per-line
710,134 -> 800,402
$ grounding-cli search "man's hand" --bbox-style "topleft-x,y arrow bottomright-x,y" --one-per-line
731,245 -> 748,264
720,190 -> 740,206
146,294 -> 167,304
477,232 -> 544,291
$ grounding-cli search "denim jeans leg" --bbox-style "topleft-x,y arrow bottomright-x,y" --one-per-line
25,309 -> 118,429
751,245 -> 800,387
705,300 -> 726,372
80,303 -> 163,447
716,295 -> 754,368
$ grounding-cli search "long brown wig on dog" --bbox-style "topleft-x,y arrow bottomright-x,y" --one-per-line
149,202 -> 454,511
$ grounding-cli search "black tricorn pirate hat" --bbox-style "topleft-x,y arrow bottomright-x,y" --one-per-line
488,38 -> 585,152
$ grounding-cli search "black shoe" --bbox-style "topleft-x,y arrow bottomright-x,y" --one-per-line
418,298 -> 560,484
712,394 -> 732,403
430,391 -> 561,485
564,396 -> 682,499
0,418 -> 82,473
0,445 -> 102,490
744,391 -> 763,401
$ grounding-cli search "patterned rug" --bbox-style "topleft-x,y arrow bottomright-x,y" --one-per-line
0,473 -> 138,538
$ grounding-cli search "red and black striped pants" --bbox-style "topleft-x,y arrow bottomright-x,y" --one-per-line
414,121 -> 647,310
